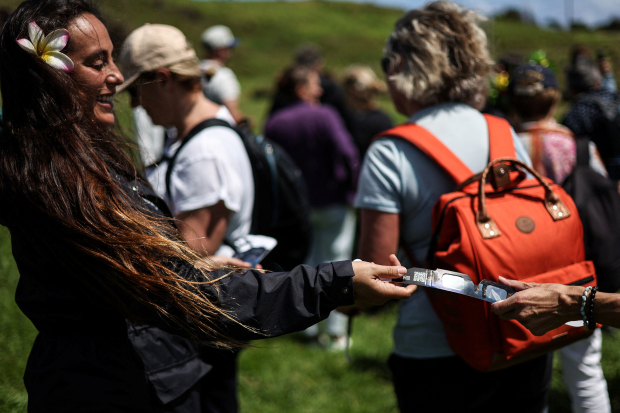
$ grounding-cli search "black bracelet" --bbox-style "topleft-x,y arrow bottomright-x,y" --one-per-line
587,286 -> 599,331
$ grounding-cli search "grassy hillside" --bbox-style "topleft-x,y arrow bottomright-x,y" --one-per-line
3,0 -> 620,125
2,1 -> 620,412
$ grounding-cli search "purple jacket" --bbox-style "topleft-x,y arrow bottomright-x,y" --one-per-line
265,101 -> 360,208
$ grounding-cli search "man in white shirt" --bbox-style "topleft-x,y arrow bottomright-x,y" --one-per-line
120,23 -> 254,413
200,25 -> 246,124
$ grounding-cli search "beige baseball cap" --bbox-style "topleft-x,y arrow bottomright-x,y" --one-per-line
118,24 -> 201,92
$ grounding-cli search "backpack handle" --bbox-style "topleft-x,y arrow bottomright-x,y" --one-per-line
476,157 -> 571,239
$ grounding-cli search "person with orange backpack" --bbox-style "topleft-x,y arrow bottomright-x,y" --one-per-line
356,3 -> 592,412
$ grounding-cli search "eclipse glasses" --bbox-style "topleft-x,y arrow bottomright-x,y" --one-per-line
393,267 -> 516,303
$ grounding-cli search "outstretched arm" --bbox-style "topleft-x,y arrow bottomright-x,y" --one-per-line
211,258 -> 414,340
491,276 -> 620,335
127,255 -> 414,342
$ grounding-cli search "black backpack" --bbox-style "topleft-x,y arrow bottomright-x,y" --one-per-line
163,119 -> 312,271
562,137 -> 620,293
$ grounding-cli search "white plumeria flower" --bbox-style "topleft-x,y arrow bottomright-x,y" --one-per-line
17,21 -> 74,73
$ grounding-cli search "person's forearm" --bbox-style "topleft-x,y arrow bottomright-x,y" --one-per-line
176,202 -> 231,256
593,292 -> 620,328
493,281 -> 620,336
178,222 -> 226,256
557,287 -> 620,328
215,261 -> 356,339
358,209 -> 399,266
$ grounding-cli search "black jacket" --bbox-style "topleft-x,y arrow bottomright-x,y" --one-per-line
11,177 -> 354,412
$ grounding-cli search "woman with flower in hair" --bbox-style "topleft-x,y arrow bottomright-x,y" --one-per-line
0,1 -> 415,411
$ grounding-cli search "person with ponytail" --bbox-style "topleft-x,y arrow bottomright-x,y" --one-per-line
0,1 -> 415,411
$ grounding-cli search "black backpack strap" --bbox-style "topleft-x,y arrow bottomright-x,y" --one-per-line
575,136 -> 591,168
164,118 -> 233,203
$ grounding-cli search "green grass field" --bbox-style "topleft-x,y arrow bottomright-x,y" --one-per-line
2,0 -> 620,411
3,236 -> 620,412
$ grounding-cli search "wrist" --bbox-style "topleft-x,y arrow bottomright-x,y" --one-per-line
559,285 -> 585,323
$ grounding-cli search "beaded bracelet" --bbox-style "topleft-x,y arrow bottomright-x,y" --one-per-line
581,286 -> 592,332
587,286 -> 599,331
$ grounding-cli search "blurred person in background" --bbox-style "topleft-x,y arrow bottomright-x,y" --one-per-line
482,53 -> 523,123
269,44 -> 354,135
509,64 -> 607,182
597,51 -> 617,93
508,63 -> 611,413
265,65 -> 360,349
200,25 -> 246,125
563,47 -> 620,180
121,23 -> 252,413
342,64 -> 393,158
355,3 -> 551,412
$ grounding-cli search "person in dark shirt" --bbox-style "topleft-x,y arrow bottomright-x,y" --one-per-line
265,65 -> 360,348
562,48 -> 620,179
268,43 -> 355,135
342,64 -> 393,158
0,1 -> 415,411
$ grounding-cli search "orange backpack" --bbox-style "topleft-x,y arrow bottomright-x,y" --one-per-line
384,114 -> 596,372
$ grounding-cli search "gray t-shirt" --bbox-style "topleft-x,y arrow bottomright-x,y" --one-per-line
354,103 -> 531,359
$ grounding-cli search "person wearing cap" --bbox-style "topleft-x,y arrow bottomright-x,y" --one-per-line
563,47 -> 620,180
507,63 -> 611,413
342,64 -> 393,158
119,23 -> 254,412
200,25 -> 245,124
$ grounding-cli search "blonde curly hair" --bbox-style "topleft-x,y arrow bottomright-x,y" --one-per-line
384,1 -> 493,110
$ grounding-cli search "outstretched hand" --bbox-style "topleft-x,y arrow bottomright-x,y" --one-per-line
491,276 -> 581,336
351,254 -> 417,306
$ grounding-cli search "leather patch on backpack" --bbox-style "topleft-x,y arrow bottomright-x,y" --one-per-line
516,216 -> 535,233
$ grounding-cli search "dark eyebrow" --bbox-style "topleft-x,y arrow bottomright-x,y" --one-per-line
84,50 -> 107,62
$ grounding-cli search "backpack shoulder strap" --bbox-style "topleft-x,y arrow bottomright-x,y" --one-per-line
165,118 -> 234,201
483,114 -> 516,160
381,123 -> 473,184
381,115 -> 517,184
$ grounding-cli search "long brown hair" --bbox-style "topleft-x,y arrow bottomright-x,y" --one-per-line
0,0 -> 249,346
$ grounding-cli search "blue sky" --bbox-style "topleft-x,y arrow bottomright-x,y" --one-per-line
356,0 -> 619,27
